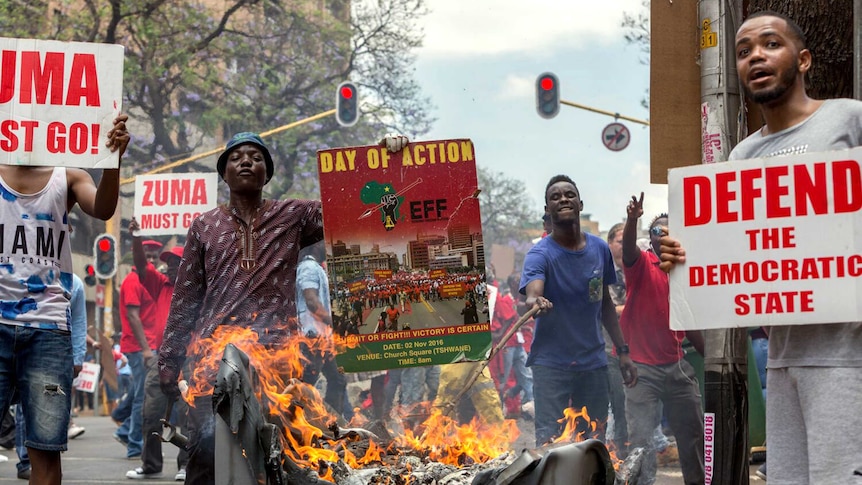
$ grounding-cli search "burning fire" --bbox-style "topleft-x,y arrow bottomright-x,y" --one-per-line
182,325 -> 526,481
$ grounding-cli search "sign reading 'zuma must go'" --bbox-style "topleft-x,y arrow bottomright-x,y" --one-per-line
668,148 -> 862,330
0,37 -> 124,168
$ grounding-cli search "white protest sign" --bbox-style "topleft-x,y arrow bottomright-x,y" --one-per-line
134,172 -> 219,236
668,147 -> 862,331
73,362 -> 101,393
0,37 -> 124,168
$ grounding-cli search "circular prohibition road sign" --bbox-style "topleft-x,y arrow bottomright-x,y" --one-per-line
601,122 -> 631,151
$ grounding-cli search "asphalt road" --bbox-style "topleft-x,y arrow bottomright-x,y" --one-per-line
359,297 -> 487,331
0,414 -> 765,484
0,414 -> 182,484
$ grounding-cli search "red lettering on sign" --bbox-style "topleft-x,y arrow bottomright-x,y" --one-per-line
0,51 -> 100,106
140,213 -> 178,229
833,160 -> 862,213
683,160 -> 861,225
734,290 -> 814,315
142,179 -> 209,207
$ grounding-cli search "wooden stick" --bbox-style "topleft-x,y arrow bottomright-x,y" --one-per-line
439,306 -> 540,418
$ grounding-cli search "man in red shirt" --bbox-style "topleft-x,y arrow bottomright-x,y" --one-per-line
116,239 -> 163,459
385,303 -> 400,331
620,193 -> 705,485
125,218 -> 188,481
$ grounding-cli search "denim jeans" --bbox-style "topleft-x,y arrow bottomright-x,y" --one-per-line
116,351 -> 146,457
400,366 -> 440,406
501,346 -> 533,402
0,325 -> 72,451
111,373 -> 134,423
531,364 -> 609,446
14,405 -> 28,473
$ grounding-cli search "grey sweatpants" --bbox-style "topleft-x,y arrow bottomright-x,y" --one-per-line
767,366 -> 862,485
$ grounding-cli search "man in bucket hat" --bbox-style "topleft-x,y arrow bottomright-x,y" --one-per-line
158,132 -> 408,484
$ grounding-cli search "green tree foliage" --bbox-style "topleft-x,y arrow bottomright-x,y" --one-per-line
3,0 -> 434,201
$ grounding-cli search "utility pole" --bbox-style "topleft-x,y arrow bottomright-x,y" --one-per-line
699,0 -> 749,483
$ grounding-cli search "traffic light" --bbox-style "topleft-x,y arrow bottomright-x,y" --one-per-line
93,234 -> 117,280
335,81 -> 359,127
83,264 -> 96,286
535,72 -> 560,119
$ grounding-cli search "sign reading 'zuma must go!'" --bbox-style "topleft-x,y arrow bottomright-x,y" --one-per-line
0,37 -> 124,168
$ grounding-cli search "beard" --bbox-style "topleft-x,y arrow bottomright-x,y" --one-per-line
742,59 -> 800,105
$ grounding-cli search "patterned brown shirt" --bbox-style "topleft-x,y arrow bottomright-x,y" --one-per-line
159,199 -> 323,375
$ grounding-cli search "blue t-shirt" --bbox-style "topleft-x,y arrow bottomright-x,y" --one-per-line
519,233 -> 616,371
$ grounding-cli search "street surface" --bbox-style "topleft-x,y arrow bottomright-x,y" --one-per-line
0,414 -> 765,484
359,297 -> 487,331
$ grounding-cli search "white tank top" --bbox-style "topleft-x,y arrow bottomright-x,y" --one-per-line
0,168 -> 73,331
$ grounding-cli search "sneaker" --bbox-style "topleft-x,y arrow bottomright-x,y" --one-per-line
67,424 -> 86,440
520,400 -> 535,418
175,468 -> 186,481
113,432 -> 129,447
756,462 -> 767,480
17,467 -> 30,480
126,467 -> 162,479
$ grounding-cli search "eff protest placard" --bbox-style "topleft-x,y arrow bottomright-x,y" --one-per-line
668,148 -> 862,330
0,37 -> 124,168
133,173 -> 219,236
318,139 -> 491,372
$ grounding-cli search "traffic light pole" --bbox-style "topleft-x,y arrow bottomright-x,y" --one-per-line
118,109 -> 336,186
560,99 -> 651,126
699,0 -> 748,483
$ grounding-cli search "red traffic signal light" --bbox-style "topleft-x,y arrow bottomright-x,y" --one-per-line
335,81 -> 359,127
536,72 -> 560,119
93,234 -> 117,279
83,264 -> 96,286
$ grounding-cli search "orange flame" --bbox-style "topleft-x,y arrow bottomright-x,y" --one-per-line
551,406 -> 597,444
398,409 -> 520,466
184,324 -> 525,478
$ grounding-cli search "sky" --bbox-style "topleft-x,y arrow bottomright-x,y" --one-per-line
410,0 -> 669,233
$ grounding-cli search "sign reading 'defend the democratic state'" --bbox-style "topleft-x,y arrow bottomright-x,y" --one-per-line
317,139 -> 491,373
133,173 -> 219,236
668,147 -> 862,331
0,37 -> 124,168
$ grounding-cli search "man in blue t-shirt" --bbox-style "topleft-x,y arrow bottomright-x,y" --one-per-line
520,174 -> 637,446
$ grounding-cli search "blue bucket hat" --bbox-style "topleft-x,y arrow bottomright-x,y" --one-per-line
216,132 -> 274,183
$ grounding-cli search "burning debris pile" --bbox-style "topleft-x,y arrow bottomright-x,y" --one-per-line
178,327 -> 642,485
